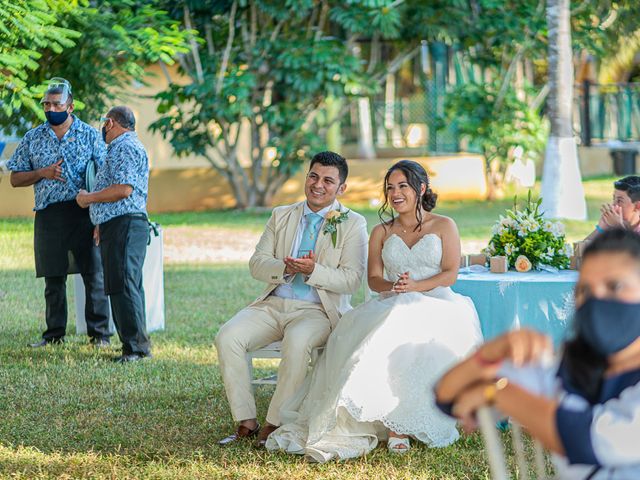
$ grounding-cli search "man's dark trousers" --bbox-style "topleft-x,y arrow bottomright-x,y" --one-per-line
43,267 -> 111,341
100,214 -> 151,356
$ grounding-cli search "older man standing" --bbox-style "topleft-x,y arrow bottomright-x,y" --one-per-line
7,77 -> 111,347
76,106 -> 151,363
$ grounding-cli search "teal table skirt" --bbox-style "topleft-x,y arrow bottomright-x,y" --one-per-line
451,270 -> 579,346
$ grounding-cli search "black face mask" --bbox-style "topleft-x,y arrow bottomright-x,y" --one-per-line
101,125 -> 107,143
45,110 -> 69,126
575,297 -> 640,356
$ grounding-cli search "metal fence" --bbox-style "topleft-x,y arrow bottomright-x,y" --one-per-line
341,81 -> 460,154
575,81 -> 640,145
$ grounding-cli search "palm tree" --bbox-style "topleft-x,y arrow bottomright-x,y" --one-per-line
540,0 -> 587,220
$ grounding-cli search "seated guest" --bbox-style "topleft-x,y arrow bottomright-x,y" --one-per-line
586,175 -> 640,241
436,228 -> 640,479
215,152 -> 368,448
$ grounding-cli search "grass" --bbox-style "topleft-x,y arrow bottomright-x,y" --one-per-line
0,178 -> 613,479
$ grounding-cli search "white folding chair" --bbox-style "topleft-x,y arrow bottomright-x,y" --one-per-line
246,341 -> 324,387
477,407 -> 549,480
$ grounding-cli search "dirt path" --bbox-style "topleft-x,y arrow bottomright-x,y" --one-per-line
163,226 -> 486,264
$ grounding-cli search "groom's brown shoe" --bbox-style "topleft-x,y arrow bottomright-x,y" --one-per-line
254,424 -> 279,449
218,423 -> 260,446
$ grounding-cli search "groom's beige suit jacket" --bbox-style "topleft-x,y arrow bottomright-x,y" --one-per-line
248,200 -> 368,326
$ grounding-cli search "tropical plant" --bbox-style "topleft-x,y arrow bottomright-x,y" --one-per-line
150,0 -> 415,208
0,0 -> 80,120
444,82 -> 547,199
0,0 -> 190,133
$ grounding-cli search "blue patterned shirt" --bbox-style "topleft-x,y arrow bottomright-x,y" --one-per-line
7,116 -> 106,211
89,131 -> 149,226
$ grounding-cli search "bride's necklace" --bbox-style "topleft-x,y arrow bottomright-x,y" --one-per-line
398,222 -> 419,234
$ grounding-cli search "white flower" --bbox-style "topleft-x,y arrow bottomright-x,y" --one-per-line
505,243 -> 518,256
551,221 -> 565,238
562,243 -> 574,257
542,220 -> 554,233
546,247 -> 555,257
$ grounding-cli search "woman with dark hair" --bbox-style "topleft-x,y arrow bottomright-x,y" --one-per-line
435,228 -> 640,479
267,160 -> 482,461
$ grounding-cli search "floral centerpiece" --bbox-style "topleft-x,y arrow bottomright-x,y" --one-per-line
484,191 -> 573,271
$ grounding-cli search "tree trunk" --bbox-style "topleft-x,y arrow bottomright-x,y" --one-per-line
541,0 -> 587,220
357,97 -> 376,159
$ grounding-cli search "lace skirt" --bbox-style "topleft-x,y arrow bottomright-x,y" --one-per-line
267,287 -> 483,462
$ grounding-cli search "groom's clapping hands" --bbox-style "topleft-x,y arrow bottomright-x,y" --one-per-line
284,251 -> 316,275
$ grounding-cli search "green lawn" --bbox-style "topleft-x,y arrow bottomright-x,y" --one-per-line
0,179 -> 613,479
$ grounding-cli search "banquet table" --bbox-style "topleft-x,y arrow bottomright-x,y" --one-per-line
451,269 -> 579,345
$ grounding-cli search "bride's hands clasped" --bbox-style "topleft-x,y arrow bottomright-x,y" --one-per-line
392,272 -> 418,293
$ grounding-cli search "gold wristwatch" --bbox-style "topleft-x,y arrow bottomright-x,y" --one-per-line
483,377 -> 509,405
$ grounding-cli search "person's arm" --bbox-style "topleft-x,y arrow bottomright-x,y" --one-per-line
367,224 -> 397,293
396,216 -> 461,293
11,162 -> 66,186
305,214 -> 368,295
452,379 -> 565,455
76,185 -> 133,208
436,330 -> 553,406
248,209 -> 289,284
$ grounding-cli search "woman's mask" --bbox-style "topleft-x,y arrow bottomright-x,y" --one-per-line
575,297 -> 640,356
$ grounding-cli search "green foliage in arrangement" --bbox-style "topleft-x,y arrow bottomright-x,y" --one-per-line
485,191 -> 573,271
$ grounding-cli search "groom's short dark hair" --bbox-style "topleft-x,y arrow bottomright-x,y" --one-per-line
310,151 -> 348,184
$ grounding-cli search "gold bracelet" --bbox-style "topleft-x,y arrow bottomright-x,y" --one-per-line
483,377 -> 509,405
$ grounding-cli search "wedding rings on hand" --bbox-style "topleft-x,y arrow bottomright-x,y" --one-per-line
392,278 -> 406,293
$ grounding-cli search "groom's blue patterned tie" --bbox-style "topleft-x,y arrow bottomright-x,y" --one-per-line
292,212 -> 323,298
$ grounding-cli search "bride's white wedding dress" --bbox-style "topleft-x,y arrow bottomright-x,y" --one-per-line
266,233 -> 482,462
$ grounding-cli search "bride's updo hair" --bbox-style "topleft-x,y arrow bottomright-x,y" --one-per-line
378,160 -> 438,231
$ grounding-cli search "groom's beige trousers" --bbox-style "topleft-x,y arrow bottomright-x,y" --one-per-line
215,295 -> 332,426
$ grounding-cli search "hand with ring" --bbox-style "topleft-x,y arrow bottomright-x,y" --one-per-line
392,272 -> 412,293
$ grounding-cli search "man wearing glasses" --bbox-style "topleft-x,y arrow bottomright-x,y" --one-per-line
76,106 -> 151,363
7,78 -> 111,348
586,175 -> 640,241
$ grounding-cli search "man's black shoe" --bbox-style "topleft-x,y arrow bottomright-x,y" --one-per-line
89,337 -> 111,348
29,338 -> 63,348
112,353 -> 151,363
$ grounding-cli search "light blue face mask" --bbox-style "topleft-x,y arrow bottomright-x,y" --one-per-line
576,297 -> 640,356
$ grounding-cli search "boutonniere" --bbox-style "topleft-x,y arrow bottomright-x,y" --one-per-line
323,209 -> 349,247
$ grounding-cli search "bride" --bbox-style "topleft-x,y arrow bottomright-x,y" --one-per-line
266,160 -> 482,461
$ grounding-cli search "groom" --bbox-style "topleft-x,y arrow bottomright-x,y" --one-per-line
215,151 -> 368,447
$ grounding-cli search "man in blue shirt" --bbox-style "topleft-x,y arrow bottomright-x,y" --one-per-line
76,106 -> 151,363
7,78 -> 111,347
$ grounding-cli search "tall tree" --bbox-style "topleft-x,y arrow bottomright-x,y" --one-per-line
541,0 -> 586,220
151,0 -> 414,208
